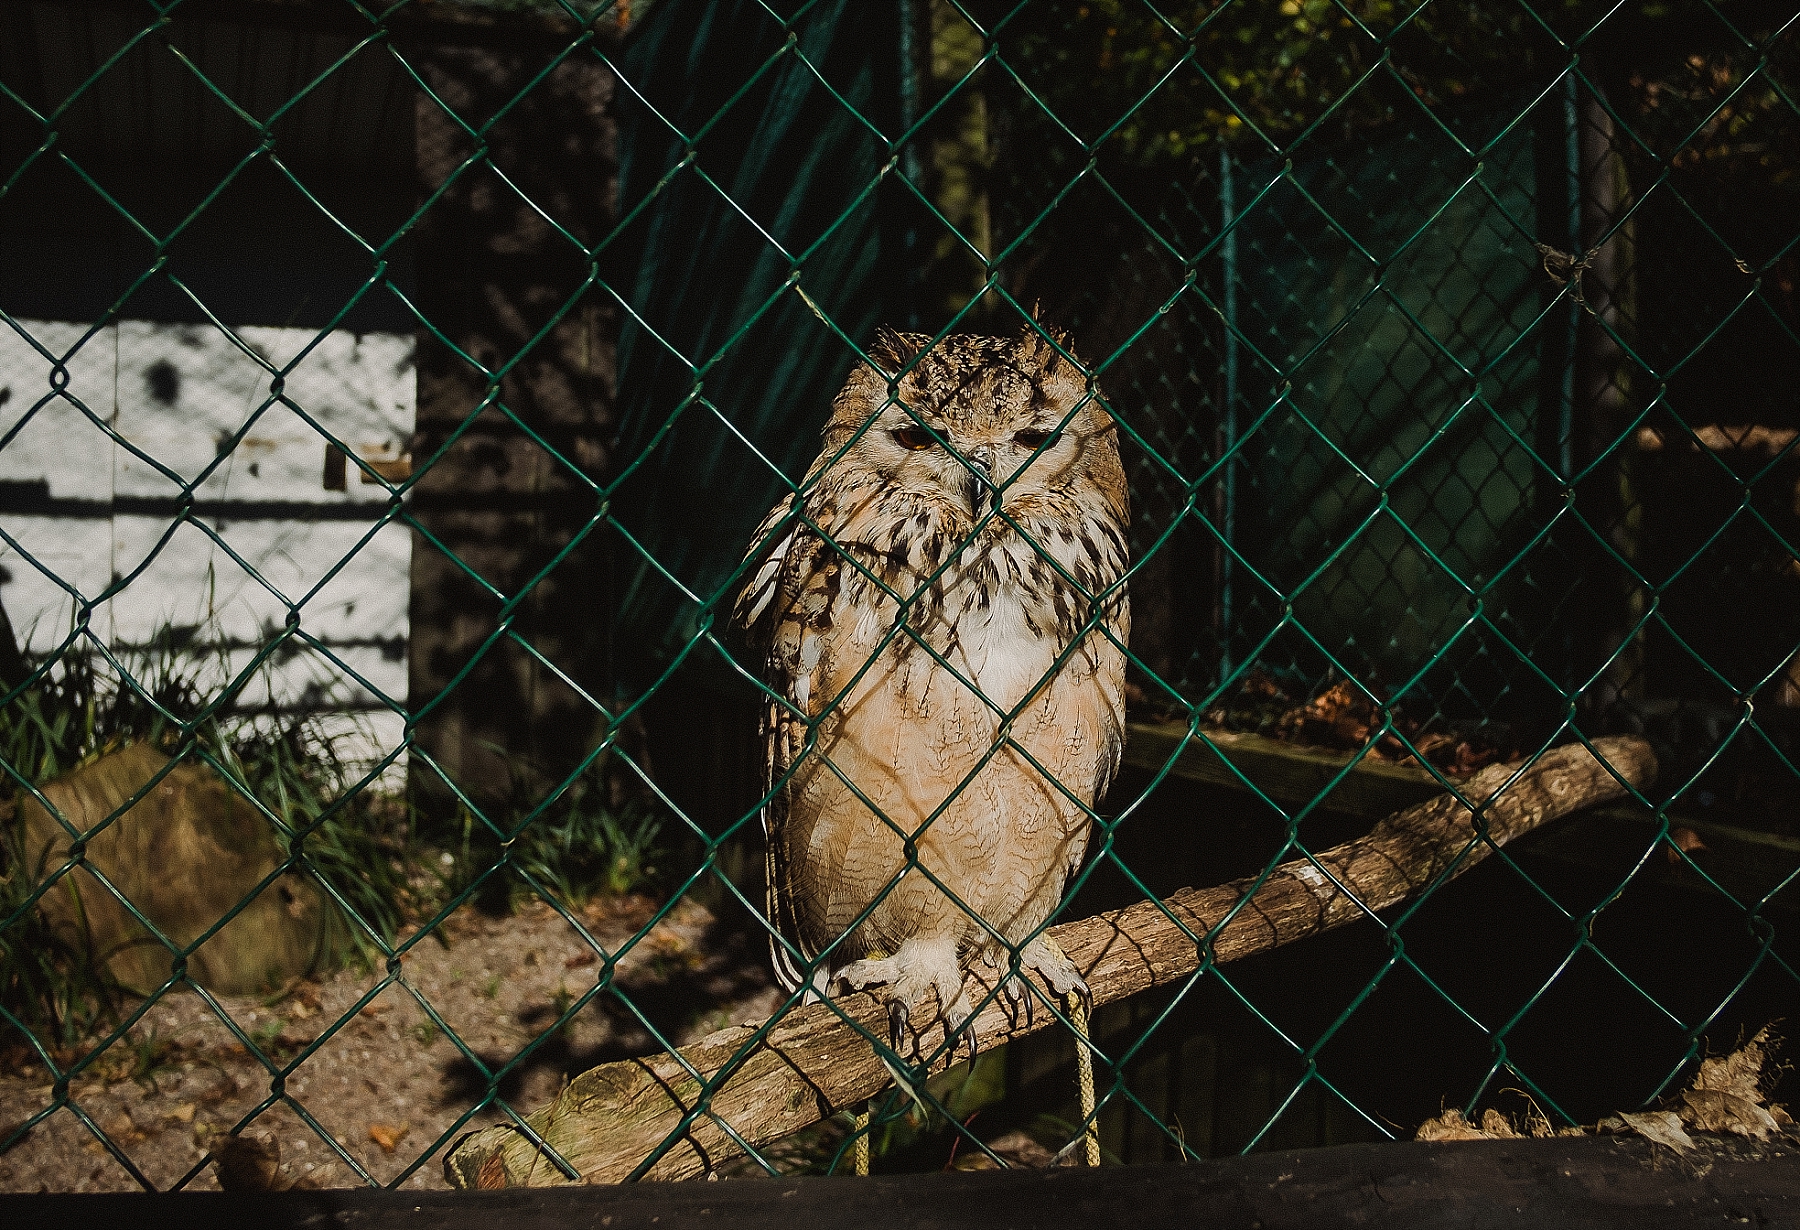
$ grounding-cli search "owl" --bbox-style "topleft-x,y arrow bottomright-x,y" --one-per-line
733,325 -> 1130,1054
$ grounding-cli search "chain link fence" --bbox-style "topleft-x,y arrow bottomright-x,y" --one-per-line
1,0 -> 1796,1192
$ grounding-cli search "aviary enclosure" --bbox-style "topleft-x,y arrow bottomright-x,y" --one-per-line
0,0 -> 1796,1192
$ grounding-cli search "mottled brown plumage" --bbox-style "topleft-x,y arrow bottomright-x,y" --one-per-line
733,325 -> 1130,1051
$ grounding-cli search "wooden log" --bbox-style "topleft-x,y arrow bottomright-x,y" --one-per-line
443,735 -> 1656,1188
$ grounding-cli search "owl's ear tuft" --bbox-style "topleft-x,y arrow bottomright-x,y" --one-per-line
1018,320 -> 1074,376
867,326 -> 926,376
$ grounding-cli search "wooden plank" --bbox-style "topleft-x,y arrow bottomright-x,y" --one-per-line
1122,720 -> 1445,819
5,1136 -> 1798,1226
1124,723 -> 1799,912
1516,803 -> 1800,913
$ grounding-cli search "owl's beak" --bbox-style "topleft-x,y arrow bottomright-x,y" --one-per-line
965,448 -> 997,518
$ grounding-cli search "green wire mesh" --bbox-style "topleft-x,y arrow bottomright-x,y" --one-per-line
0,0 -> 1797,1190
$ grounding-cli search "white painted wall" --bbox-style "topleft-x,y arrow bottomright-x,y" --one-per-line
0,318 -> 414,773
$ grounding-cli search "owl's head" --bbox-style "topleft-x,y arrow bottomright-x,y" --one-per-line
821,325 -> 1126,527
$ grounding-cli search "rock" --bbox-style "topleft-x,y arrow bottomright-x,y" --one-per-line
17,743 -> 330,994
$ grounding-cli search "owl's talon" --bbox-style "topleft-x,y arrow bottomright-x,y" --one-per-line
888,1000 -> 912,1058
1000,974 -> 1033,1031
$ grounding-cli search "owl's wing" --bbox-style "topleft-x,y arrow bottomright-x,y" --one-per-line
735,493 -> 844,995
733,492 -> 804,633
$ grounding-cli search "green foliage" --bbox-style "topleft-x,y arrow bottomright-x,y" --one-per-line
212,712 -> 412,960
0,815 -> 117,1053
0,632 -> 668,1014
0,636 -> 205,1052
999,0 -> 1798,167
1003,0 -> 1535,163
0,630 -> 412,1048
444,752 -> 667,909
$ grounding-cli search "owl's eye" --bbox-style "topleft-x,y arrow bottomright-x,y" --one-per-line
1014,428 -> 1063,451
891,425 -> 938,451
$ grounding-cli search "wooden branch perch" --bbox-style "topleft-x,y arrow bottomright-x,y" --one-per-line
444,735 -> 1656,1189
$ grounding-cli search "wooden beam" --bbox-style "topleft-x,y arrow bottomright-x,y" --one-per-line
1121,720 -> 1445,819
10,1136 -> 1800,1227
1516,803 -> 1800,913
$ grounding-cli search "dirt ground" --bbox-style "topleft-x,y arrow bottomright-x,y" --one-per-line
0,893 -> 783,1192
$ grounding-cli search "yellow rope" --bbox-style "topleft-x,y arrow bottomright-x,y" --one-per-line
1068,990 -> 1100,1167
853,1103 -> 870,1175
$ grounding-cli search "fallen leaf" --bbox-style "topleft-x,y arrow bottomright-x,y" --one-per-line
1414,1108 -> 1491,1141
1478,1108 -> 1520,1138
1411,732 -> 1457,761
1240,669 -> 1288,701
101,1110 -> 145,1144
1691,1026 -> 1772,1098
165,1103 -> 196,1124
475,1150 -> 509,1190
369,1122 -> 410,1154
953,1128 -> 1058,1170
1277,679 -> 1376,748
1681,1089 -> 1780,1140
1450,742 -> 1500,776
214,1134 -> 293,1191
564,950 -> 598,969
1666,827 -> 1707,864
1618,1109 -> 1695,1155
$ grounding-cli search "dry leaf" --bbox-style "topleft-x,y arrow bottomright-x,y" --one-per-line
214,1133 -> 294,1191
1666,827 -> 1707,865
1449,742 -> 1500,776
166,1103 -> 196,1124
1278,680 -> 1376,748
1681,1090 -> 1780,1140
1479,1108 -> 1521,1138
475,1150 -> 510,1190
1691,1027 -> 1772,1097
369,1122 -> 410,1154
564,950 -> 598,969
953,1128 -> 1060,1170
1618,1109 -> 1696,1155
102,1111 -> 141,1142
1414,1108 -> 1492,1141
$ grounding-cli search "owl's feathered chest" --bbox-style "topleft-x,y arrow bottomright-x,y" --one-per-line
784,497 -> 1126,717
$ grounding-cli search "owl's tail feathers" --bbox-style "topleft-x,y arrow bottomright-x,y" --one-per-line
767,927 -> 827,1002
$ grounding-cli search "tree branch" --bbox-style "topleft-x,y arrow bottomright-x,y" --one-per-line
444,735 -> 1656,1188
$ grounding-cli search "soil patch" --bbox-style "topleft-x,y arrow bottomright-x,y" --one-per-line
0,895 -> 780,1192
